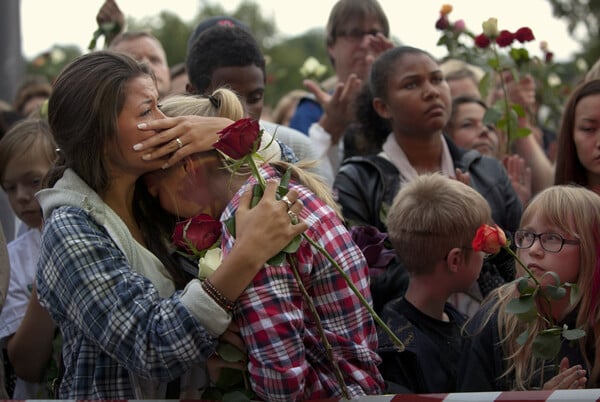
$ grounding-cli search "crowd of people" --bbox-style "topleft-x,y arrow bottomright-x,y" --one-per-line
0,0 -> 599,399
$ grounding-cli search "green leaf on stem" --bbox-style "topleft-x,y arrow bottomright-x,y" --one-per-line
250,184 -> 263,208
511,103 -> 526,118
542,271 -> 561,287
562,327 -> 586,341
217,342 -> 245,362
515,127 -> 532,139
516,329 -> 529,345
506,294 -> 535,314
517,277 -> 535,295
224,216 -> 236,238
478,72 -> 492,101
541,285 -> 567,301
214,367 -> 247,389
277,167 -> 292,198
532,331 -> 562,360
515,307 -> 538,323
483,106 -> 503,127
566,283 -> 580,305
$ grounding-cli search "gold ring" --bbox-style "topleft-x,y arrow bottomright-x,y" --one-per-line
175,138 -> 183,149
287,210 -> 298,224
280,195 -> 293,210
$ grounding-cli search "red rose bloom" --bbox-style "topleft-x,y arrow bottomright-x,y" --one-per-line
214,117 -> 262,160
545,51 -> 554,63
495,30 -> 515,47
514,27 -> 535,43
474,34 -> 491,49
472,224 -> 508,255
173,214 -> 222,256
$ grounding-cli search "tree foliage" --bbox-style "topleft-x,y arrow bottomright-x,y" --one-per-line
545,0 -> 600,65
24,0 -> 333,107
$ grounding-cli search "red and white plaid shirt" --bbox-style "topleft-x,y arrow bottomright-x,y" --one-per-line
222,165 -> 384,401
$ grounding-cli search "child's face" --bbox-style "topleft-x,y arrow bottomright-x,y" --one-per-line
2,146 -> 51,229
209,65 -> 264,120
516,213 -> 580,286
456,247 -> 485,291
573,93 -> 600,186
144,152 -> 230,219
375,53 -> 451,138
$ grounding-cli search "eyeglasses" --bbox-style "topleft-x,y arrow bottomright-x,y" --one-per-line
336,28 -> 382,42
514,230 -> 580,253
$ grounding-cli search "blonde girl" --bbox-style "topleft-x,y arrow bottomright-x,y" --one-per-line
458,185 -> 600,390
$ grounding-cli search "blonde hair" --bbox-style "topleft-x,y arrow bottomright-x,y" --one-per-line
161,90 -> 243,121
161,88 -> 340,216
474,185 -> 600,389
386,173 -> 491,275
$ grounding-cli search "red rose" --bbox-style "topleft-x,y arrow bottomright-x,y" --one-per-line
472,224 -> 508,255
214,117 -> 262,160
435,15 -> 450,30
514,27 -> 535,43
545,51 -> 554,63
172,214 -> 222,256
495,30 -> 515,47
474,34 -> 491,49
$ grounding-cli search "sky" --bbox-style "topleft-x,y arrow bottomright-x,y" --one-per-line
20,0 -> 583,63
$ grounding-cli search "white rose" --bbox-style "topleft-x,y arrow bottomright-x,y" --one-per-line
198,248 -> 222,280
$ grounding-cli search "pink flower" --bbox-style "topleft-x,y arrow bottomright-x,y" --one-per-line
454,19 -> 466,32
496,30 -> 515,47
474,34 -> 491,49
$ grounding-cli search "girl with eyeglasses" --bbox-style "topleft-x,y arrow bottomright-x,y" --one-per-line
458,185 -> 600,391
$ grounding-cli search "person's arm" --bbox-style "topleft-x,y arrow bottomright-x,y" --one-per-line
201,181 -> 307,303
37,191 -> 307,379
305,74 -> 363,146
512,132 -> 555,194
133,115 -> 233,169
7,285 -> 56,382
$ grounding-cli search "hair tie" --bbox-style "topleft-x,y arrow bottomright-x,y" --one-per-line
208,94 -> 220,109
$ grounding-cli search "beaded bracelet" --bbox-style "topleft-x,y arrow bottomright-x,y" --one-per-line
202,278 -> 236,312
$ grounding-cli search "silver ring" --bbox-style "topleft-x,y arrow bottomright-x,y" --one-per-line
280,195 -> 293,210
175,138 -> 183,149
287,210 -> 298,224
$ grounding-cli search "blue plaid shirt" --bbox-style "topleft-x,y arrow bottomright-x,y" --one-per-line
36,206 -> 217,398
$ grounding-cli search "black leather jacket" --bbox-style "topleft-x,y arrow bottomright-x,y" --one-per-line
334,136 -> 522,233
333,136 -> 522,298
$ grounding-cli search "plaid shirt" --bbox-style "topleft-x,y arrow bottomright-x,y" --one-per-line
222,165 -> 384,402
36,206 -> 217,399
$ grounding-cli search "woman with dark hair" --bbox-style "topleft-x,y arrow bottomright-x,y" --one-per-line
35,51 -> 307,399
334,46 -> 522,316
554,78 -> 600,194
